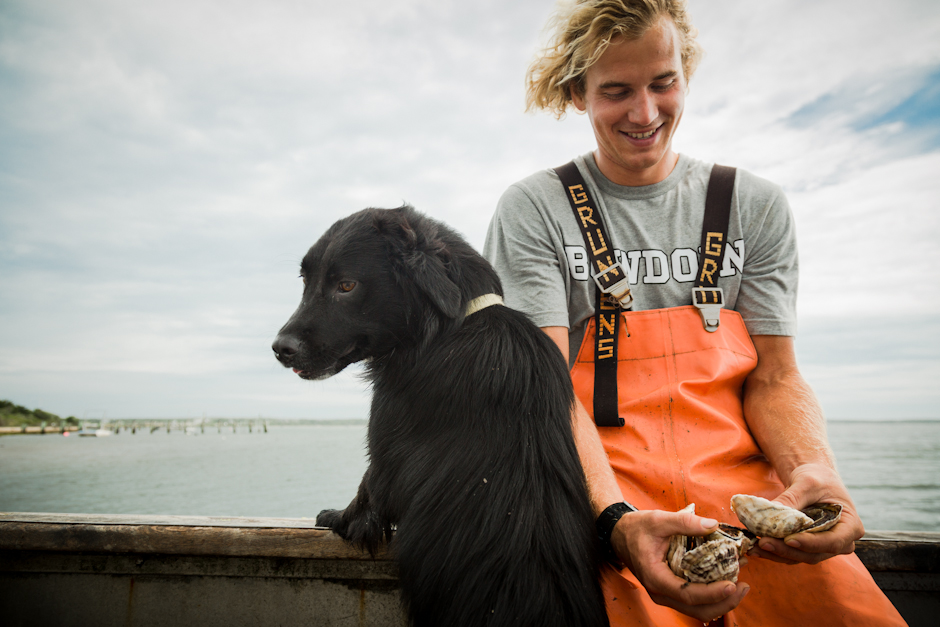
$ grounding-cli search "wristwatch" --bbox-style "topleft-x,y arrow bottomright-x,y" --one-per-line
596,501 -> 639,567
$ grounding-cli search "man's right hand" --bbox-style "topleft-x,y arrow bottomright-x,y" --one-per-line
611,508 -> 751,623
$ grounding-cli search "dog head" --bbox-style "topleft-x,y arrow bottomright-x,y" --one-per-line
272,205 -> 490,380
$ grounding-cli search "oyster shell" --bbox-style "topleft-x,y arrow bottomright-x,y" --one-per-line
799,503 -> 843,533
673,534 -> 741,583
731,494 -> 843,538
667,504 -> 697,577
716,523 -> 758,555
667,504 -> 757,584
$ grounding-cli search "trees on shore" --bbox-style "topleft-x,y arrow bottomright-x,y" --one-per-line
0,399 -> 78,427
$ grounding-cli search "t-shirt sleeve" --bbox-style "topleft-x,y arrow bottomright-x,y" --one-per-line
735,182 -> 799,336
483,183 -> 571,329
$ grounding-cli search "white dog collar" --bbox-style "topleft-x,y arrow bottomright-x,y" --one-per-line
465,293 -> 503,317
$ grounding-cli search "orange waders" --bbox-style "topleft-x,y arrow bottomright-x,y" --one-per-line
571,306 -> 907,626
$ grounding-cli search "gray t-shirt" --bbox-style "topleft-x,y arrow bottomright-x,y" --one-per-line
483,152 -> 798,364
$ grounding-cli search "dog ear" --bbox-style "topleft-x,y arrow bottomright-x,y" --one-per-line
406,249 -> 462,319
376,207 -> 463,319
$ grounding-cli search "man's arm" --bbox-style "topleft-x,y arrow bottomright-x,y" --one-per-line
542,326 -> 624,512
743,335 -> 863,563
543,326 -> 750,623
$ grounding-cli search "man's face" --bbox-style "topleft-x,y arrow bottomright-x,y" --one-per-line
571,15 -> 686,186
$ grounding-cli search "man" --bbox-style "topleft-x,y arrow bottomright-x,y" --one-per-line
483,0 -> 906,624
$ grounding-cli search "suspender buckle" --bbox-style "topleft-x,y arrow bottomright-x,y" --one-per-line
593,262 -> 634,309
692,287 -> 724,332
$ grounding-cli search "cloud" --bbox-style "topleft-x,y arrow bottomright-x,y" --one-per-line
796,315 -> 940,419
787,65 -> 940,154
867,68 -> 940,131
1,0 -> 939,419
792,150 -> 940,318
0,366 -> 371,420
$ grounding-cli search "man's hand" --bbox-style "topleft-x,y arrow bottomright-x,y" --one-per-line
611,507 -> 750,623
743,337 -> 862,565
747,462 -> 863,565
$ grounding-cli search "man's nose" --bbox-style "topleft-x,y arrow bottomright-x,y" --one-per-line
627,90 -> 657,126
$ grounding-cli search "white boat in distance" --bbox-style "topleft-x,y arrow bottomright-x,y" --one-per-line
77,429 -> 113,437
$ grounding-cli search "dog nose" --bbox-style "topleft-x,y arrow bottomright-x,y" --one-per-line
272,334 -> 301,360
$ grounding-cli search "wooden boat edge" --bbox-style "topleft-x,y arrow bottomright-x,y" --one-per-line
0,513 -> 936,626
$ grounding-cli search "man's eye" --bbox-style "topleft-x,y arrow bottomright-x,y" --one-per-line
338,281 -> 356,293
299,275 -> 307,287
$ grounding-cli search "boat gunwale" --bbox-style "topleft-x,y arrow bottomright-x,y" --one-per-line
1,513 -> 936,571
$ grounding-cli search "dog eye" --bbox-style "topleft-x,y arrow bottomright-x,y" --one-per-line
338,281 -> 356,293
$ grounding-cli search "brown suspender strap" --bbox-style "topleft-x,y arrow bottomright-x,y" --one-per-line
554,161 -> 626,427
694,165 -> 737,332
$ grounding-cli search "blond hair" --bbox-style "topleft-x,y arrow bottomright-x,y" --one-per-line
526,0 -> 703,118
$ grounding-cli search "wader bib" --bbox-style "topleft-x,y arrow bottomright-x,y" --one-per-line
556,163 -> 906,626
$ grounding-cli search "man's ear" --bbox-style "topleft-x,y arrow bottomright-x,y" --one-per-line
376,207 -> 463,319
570,83 -> 587,112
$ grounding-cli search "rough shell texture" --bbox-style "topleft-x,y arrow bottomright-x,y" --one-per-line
716,523 -> 758,556
732,494 -> 843,538
680,536 -> 741,583
666,504 -> 754,584
667,532 -> 687,578
731,494 -> 813,537
667,503 -> 697,577
800,503 -> 843,533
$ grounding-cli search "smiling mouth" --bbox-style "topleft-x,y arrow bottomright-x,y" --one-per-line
623,126 -> 660,140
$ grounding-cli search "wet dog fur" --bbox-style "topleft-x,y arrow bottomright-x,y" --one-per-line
272,206 -> 608,627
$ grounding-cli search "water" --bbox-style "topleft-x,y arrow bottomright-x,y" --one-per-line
0,424 -> 370,519
0,421 -> 937,532
827,421 -> 939,532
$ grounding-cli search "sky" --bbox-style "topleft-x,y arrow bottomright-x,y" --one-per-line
1,0 -> 938,421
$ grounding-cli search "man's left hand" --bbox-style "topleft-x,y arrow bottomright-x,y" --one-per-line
746,462 -> 863,565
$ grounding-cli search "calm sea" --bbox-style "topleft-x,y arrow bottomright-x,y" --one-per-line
1,421 -> 937,532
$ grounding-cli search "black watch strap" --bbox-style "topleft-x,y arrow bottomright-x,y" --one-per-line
596,501 -> 638,567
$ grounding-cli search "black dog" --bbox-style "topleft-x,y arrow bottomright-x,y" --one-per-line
272,206 -> 608,627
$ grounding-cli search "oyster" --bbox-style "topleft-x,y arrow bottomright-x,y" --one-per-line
670,534 -> 740,583
667,504 -> 757,584
731,494 -> 843,538
799,503 -> 843,533
716,522 -> 758,554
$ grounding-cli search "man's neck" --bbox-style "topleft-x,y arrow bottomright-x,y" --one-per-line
593,150 -> 679,187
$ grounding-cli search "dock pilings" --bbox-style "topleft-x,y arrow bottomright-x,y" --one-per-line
0,418 -> 271,436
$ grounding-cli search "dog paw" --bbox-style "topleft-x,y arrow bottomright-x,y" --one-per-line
316,508 -> 345,532
318,508 -> 389,555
